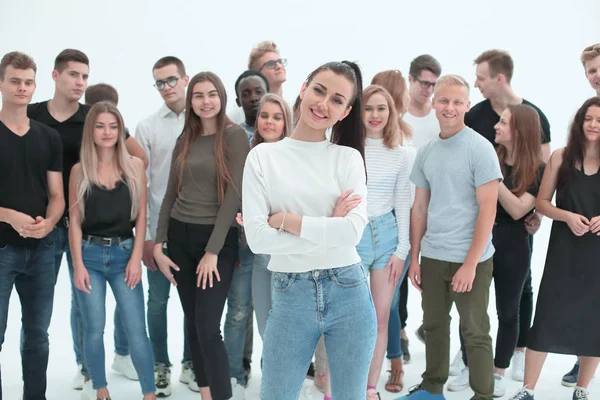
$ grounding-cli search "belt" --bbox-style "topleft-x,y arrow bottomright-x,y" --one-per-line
82,234 -> 132,246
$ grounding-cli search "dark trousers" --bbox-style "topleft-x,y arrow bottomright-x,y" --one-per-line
420,256 -> 494,400
399,273 -> 409,329
460,224 -> 532,369
167,218 -> 238,400
0,233 -> 56,400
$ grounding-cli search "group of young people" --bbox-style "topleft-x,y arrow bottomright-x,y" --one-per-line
0,39 -> 598,400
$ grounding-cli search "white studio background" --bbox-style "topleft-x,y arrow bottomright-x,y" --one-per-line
1,0 -> 599,398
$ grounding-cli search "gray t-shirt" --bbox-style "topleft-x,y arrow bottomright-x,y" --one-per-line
410,126 -> 503,263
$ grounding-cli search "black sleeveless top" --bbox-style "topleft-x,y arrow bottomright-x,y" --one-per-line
82,178 -> 134,238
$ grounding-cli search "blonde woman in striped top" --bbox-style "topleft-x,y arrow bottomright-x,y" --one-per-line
359,84 -> 413,399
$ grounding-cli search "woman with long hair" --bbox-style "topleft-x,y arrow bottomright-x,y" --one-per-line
508,97 -> 600,400
488,104 -> 544,397
153,72 -> 250,400
69,101 -> 155,400
242,61 -> 377,400
357,84 -> 412,398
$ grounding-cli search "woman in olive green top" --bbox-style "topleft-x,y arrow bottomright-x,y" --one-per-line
153,71 -> 250,400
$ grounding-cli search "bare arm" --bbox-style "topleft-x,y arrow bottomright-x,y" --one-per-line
68,164 -> 85,270
536,149 -> 571,222
498,183 -> 536,220
464,179 -> 499,267
410,187 -> 430,265
130,158 -> 147,264
541,143 -> 551,163
20,171 -> 65,238
126,136 -> 149,169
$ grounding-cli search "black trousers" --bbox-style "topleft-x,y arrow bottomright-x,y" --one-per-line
399,273 -> 409,329
168,218 -> 238,400
460,223 -> 532,369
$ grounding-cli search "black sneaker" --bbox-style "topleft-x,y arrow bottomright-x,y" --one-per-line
415,325 -> 425,344
401,338 -> 411,364
562,361 -> 580,387
243,357 -> 252,387
306,362 -> 315,380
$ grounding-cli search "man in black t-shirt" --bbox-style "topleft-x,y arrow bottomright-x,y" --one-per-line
28,49 -> 141,391
0,52 -> 64,400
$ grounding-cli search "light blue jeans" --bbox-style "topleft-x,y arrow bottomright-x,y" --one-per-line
252,253 -> 272,339
387,251 -> 411,359
224,235 -> 255,385
75,238 -> 156,394
261,263 -> 376,399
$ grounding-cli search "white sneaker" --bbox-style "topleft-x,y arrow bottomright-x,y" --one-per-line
449,350 -> 466,376
448,367 -> 470,392
155,363 -> 172,397
72,364 -> 85,390
231,377 -> 246,400
494,373 -> 506,397
80,380 -> 95,400
179,361 -> 199,392
111,354 -> 139,381
511,351 -> 525,382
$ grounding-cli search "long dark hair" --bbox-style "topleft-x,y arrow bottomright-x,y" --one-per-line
496,104 -> 542,196
557,96 -> 600,199
177,72 -> 234,204
304,61 -> 366,163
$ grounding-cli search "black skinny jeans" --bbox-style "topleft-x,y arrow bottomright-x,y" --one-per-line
167,218 -> 238,400
400,273 -> 409,329
460,222 -> 532,369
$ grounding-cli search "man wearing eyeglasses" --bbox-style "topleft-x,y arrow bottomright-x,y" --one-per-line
404,55 -> 443,149
135,56 -> 196,397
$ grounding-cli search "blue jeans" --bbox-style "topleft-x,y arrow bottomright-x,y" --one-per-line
261,263 -> 376,400
252,253 -> 272,339
387,251 -> 411,359
75,238 -> 155,394
147,246 -> 191,366
54,226 -> 130,372
224,235 -> 255,385
356,211 -> 398,271
0,233 -> 56,400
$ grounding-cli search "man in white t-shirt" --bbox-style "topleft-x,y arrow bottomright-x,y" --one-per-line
404,54 -> 442,149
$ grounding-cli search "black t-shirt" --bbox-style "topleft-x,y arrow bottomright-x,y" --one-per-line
0,120 -> 63,246
465,99 -> 551,147
496,163 -> 546,225
27,101 -> 129,221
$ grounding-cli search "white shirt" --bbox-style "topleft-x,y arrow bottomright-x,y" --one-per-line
403,108 -> 440,149
364,137 -> 412,260
242,137 -> 368,273
135,103 -> 185,241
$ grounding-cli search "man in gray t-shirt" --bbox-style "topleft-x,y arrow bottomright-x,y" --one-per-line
403,75 -> 502,400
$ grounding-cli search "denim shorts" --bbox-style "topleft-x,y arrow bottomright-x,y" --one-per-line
356,210 -> 398,271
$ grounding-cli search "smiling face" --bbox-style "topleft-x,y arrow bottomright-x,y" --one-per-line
363,92 -> 390,137
53,61 -> 89,102
255,51 -> 286,87
0,65 -> 36,106
583,105 -> 600,143
93,112 -> 119,149
432,84 -> 470,133
299,69 -> 354,131
257,101 -> 286,143
191,80 -> 221,121
585,55 -> 600,93
494,109 -> 513,146
408,70 -> 437,105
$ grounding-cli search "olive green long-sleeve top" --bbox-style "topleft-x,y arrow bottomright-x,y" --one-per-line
155,125 -> 250,254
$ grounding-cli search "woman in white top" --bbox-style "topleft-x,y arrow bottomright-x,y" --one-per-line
242,61 -> 376,400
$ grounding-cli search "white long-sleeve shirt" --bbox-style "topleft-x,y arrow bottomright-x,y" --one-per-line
135,104 -> 185,241
242,137 -> 368,273
364,137 -> 412,260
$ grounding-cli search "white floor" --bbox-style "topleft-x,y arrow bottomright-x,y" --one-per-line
1,220 -> 597,399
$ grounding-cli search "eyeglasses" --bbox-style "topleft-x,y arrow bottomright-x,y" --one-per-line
259,58 -> 287,71
414,77 -> 436,89
154,76 -> 179,90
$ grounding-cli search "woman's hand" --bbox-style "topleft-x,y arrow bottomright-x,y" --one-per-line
74,265 -> 92,294
236,212 -> 244,227
197,252 -> 219,289
125,259 -> 142,289
565,212 -> 589,236
153,243 -> 179,286
385,255 -> 405,286
588,216 -> 600,234
332,189 -> 362,217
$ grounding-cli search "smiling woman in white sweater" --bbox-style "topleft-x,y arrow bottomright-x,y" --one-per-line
242,61 -> 377,400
